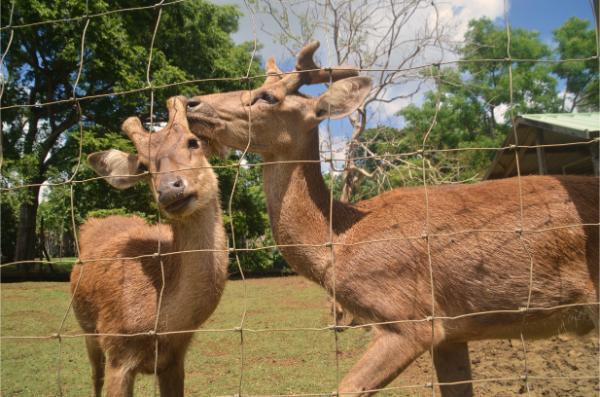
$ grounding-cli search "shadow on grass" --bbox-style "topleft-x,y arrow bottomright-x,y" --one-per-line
1,258 -> 76,282
1,257 -> 295,282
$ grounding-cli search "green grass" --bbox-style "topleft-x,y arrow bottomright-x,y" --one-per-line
1,277 -> 418,397
48,257 -> 78,273
3,277 -> 598,397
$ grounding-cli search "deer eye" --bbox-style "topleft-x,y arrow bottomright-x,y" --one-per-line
137,163 -> 148,173
186,100 -> 200,109
187,138 -> 200,149
252,91 -> 279,105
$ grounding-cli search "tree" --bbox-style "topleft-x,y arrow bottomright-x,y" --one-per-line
1,201 -> 17,262
345,16 -> 590,202
36,129 -> 158,260
1,0 -> 260,263
33,132 -> 286,275
250,0 -> 451,201
215,153 -> 286,276
552,17 -> 599,111
459,17 -> 560,132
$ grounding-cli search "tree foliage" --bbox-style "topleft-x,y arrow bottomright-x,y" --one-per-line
35,130 -> 157,259
215,153 -> 286,276
552,17 -> 599,111
1,0 -> 261,263
344,16 -> 596,202
459,18 -> 560,130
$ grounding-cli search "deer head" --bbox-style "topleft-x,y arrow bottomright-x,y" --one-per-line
186,41 -> 372,158
88,96 -> 225,219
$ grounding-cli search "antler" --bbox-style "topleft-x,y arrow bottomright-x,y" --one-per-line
264,57 -> 284,85
166,96 -> 189,131
280,41 -> 358,92
121,96 -> 189,145
121,116 -> 148,145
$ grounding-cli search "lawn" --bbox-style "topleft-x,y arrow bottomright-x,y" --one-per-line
0,277 -> 392,397
1,277 -> 597,397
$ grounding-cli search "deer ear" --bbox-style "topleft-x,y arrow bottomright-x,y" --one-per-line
314,76 -> 372,120
88,150 -> 145,189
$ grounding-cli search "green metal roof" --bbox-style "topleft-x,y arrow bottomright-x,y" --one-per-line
518,112 -> 599,134
484,112 -> 599,179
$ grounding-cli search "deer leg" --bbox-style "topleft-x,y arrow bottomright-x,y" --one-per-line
105,359 -> 136,397
158,356 -> 185,397
433,341 -> 473,397
85,336 -> 105,397
338,325 -> 430,397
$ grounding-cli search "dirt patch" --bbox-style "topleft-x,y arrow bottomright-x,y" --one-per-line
393,335 -> 598,396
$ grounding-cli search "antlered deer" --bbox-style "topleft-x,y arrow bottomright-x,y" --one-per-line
71,97 -> 228,397
185,42 -> 599,396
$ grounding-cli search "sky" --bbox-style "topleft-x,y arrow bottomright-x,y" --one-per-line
215,0 -> 596,58
507,0 -> 594,43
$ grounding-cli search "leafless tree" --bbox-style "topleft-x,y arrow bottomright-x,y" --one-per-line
250,0 -> 453,201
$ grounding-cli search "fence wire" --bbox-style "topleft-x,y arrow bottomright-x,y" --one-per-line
1,0 -> 599,396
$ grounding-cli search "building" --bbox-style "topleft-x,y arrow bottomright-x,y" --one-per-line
485,113 -> 599,180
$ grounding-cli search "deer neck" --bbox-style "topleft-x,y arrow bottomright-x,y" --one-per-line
169,199 -> 227,296
262,128 -> 338,285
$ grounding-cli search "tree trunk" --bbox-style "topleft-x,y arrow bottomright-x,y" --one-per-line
339,169 -> 354,203
594,0 -> 599,36
38,215 -> 54,272
14,185 -> 41,271
340,169 -> 358,203
62,230 -> 76,257
339,111 -> 366,203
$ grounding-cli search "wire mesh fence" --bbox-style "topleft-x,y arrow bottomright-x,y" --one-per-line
1,0 -> 599,396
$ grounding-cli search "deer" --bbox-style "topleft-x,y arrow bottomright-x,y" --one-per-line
70,96 -> 228,397
184,41 -> 599,396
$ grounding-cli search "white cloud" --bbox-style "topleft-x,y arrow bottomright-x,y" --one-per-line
557,89 -> 576,112
493,103 -> 509,124
319,124 -> 349,175
440,0 -> 506,41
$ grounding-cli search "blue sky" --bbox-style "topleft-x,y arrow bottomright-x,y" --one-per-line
507,0 -> 595,44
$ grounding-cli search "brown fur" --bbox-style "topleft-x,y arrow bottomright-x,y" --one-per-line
186,43 -> 599,396
71,97 -> 228,397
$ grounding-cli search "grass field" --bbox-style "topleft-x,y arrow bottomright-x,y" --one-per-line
1,277 -> 598,396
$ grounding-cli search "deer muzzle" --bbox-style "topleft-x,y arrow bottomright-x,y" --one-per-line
157,175 -> 187,207
186,100 -> 221,131
186,100 -> 224,143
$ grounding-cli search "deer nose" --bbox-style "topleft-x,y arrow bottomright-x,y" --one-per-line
186,99 -> 218,118
157,175 -> 185,205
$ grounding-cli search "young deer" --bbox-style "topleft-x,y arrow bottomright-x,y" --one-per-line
71,97 -> 228,397
185,42 -> 599,396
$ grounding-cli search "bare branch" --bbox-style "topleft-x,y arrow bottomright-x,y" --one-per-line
255,0 -> 456,201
